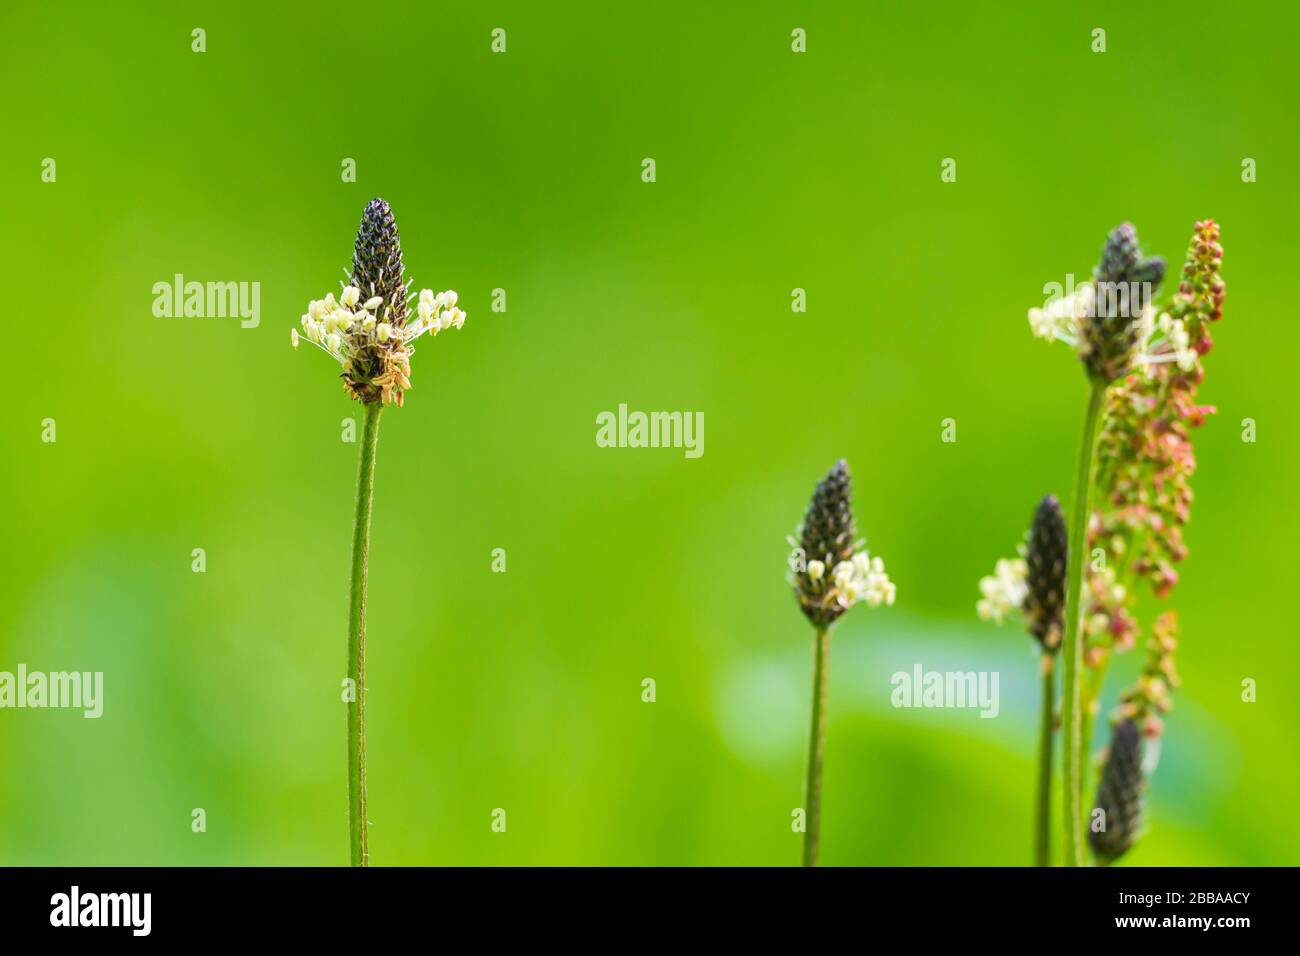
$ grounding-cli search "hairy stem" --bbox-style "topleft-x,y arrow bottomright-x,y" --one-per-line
1036,655 -> 1055,866
1061,380 -> 1108,867
802,625 -> 831,866
347,402 -> 382,867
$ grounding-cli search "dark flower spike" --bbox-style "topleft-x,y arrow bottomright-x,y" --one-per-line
1089,719 -> 1146,864
802,461 -> 855,574
792,460 -> 894,628
1084,223 -> 1166,383
291,198 -> 467,406
351,198 -> 410,329
1023,494 -> 1068,651
1028,223 -> 1180,384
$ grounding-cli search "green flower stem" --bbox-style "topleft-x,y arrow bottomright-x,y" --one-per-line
1035,655 -> 1055,867
1078,655 -> 1112,821
1061,380 -> 1108,867
347,402 -> 382,867
802,625 -> 831,867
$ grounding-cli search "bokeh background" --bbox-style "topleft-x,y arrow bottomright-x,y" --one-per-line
2,0 -> 1297,865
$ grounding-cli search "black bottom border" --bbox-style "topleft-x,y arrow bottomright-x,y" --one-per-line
0,866 -> 1288,941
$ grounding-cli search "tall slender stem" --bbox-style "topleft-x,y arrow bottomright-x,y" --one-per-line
1078,654 -> 1111,816
1035,655 -> 1055,867
1060,380 -> 1107,867
802,625 -> 831,866
347,402 -> 382,867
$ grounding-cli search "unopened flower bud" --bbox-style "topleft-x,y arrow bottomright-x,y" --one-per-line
1023,494 -> 1068,651
1089,720 -> 1145,864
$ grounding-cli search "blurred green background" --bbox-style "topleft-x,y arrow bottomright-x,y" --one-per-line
1,0 -> 1297,866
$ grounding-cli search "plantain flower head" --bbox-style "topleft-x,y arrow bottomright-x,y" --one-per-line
292,198 -> 467,406
790,460 -> 895,628
1027,222 -> 1167,383
977,494 -> 1069,654
1022,494 -> 1068,651
1088,719 -> 1146,864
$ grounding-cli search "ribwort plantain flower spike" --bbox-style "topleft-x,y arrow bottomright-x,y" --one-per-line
792,460 -> 896,627
1085,223 -> 1166,383
1089,719 -> 1146,864
351,198 -> 409,329
975,495 -> 1067,639
293,198 -> 467,407
1023,494 -> 1068,652
1027,222 -> 1168,384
